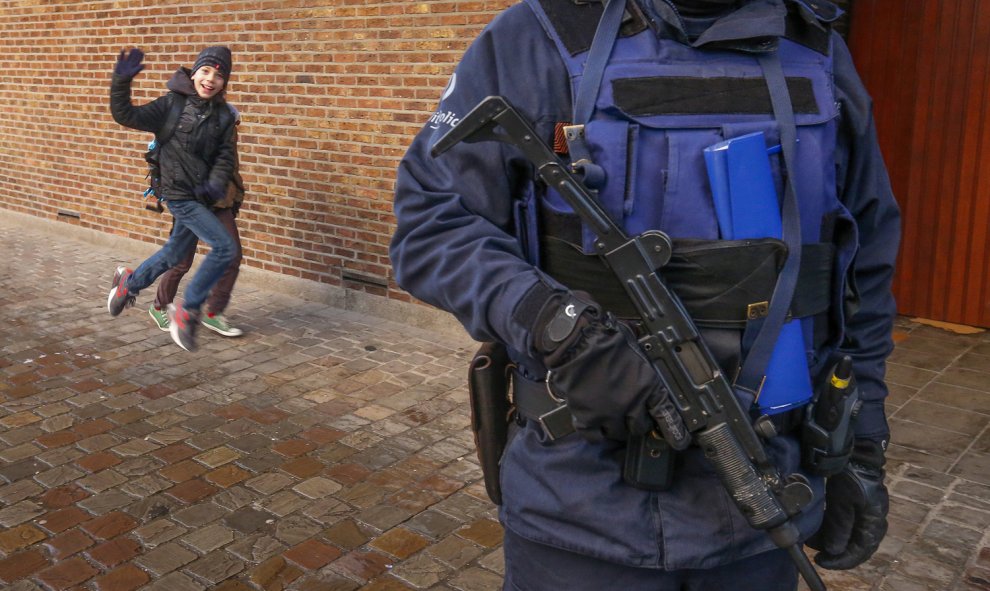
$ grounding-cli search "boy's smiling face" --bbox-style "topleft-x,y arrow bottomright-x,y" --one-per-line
191,65 -> 225,99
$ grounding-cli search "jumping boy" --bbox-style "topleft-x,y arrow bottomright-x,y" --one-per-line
107,46 -> 238,351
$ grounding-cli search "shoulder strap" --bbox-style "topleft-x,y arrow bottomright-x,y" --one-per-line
156,93 -> 186,146
734,50 -> 804,396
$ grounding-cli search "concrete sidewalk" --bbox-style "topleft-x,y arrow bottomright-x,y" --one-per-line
0,212 -> 987,591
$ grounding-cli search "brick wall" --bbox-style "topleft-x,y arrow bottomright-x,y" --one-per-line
0,0 -> 857,310
0,0 -> 514,305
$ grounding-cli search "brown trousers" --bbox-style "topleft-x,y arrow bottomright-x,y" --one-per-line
154,207 -> 242,314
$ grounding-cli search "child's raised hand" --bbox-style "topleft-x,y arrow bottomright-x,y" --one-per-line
114,48 -> 145,81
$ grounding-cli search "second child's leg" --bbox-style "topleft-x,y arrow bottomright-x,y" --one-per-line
201,208 -> 243,337
151,243 -> 196,330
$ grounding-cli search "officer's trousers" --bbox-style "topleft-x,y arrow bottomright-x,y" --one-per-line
502,529 -> 799,591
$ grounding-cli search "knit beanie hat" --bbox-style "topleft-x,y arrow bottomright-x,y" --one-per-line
192,46 -> 232,79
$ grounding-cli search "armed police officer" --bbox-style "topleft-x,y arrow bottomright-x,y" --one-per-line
391,0 -> 900,589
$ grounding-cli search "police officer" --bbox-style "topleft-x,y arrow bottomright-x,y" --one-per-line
391,0 -> 899,589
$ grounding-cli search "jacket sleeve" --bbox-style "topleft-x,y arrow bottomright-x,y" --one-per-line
832,33 -> 902,443
389,5 -> 571,356
109,74 -> 169,133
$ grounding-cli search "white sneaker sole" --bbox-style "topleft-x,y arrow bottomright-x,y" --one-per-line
107,266 -> 130,315
201,320 -> 243,337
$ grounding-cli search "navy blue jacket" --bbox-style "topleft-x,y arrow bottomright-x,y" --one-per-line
391,0 -> 899,569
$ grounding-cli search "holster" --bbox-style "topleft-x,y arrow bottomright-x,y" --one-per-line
468,341 -> 513,505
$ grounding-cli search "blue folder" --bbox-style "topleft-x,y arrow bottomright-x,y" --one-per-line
704,132 -> 812,414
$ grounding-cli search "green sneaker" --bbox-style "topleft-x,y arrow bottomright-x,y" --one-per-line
149,306 -> 169,331
201,313 -> 243,337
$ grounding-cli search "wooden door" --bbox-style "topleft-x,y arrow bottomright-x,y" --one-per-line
848,0 -> 990,327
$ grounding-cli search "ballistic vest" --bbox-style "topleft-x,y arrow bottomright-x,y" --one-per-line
523,0 -> 859,400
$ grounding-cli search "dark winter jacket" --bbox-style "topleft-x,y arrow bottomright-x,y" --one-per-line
110,68 -> 236,202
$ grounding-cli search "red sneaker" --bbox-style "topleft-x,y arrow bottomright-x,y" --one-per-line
167,302 -> 201,352
107,266 -> 136,316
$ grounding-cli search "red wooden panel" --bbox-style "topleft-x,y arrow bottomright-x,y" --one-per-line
849,0 -> 990,327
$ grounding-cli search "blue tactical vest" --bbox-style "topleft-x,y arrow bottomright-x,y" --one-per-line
491,0 -> 861,569
520,0 -> 859,408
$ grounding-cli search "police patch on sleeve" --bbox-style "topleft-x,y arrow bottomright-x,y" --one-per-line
429,73 -> 462,130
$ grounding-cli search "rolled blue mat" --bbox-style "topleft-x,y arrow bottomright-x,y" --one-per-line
704,132 -> 812,414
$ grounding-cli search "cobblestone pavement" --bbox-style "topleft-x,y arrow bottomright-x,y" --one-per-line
0,213 -> 988,591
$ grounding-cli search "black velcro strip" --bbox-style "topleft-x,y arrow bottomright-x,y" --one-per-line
613,76 -> 820,116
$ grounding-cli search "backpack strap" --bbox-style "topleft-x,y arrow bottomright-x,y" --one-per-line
156,92 -> 187,146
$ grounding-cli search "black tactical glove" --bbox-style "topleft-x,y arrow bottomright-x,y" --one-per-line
533,291 -> 690,448
114,48 -> 145,81
807,438 -> 889,570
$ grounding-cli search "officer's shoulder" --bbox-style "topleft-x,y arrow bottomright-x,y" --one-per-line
784,0 -> 843,55
518,0 -> 648,56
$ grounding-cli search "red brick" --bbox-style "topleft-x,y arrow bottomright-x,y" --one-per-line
249,407 -> 290,424
92,564 -> 150,591
44,529 -> 95,559
36,430 -> 82,448
80,511 -> 138,540
36,555 -> 99,590
299,426 -> 345,444
281,456 -> 325,479
284,539 -> 342,570
273,439 -> 317,458
76,451 -> 123,473
0,549 -> 49,583
214,404 -> 253,420
40,484 -> 91,508
214,580 -> 254,591
73,418 -> 115,438
88,536 -> 141,568
205,464 -> 250,488
138,383 -> 175,399
166,478 -> 218,503
160,459 -> 207,482
152,443 -> 199,465
40,507 -> 91,534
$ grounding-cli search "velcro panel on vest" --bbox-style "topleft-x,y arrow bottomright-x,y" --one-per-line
613,76 -> 820,116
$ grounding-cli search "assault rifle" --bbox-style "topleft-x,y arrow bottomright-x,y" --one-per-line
431,96 -> 826,591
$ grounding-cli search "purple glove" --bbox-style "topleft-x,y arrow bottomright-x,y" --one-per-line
194,182 -> 225,205
114,48 -> 145,80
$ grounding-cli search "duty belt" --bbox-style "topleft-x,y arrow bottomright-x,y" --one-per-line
512,369 -> 575,440
512,368 -> 804,441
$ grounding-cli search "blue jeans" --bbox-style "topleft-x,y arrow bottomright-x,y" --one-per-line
126,199 -> 235,311
502,529 -> 798,591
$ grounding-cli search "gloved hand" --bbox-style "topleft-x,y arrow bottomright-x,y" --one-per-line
194,182 -> 225,205
807,438 -> 889,570
114,48 -> 145,80
533,291 -> 690,448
